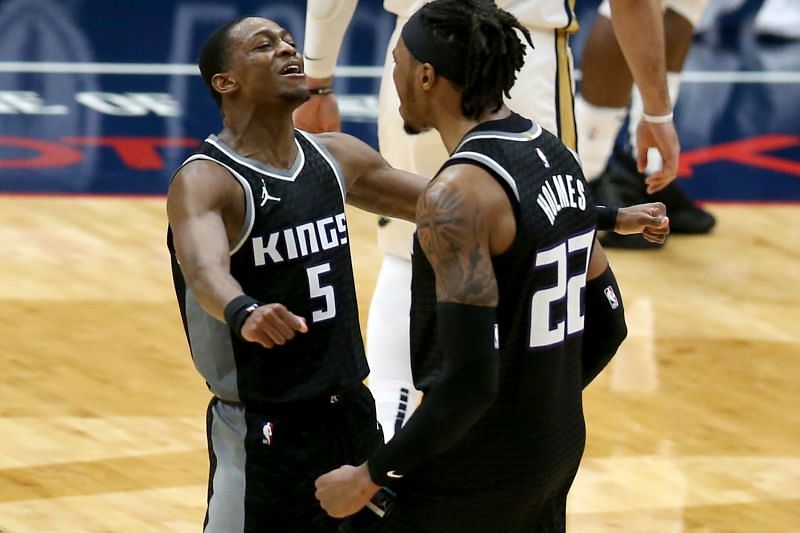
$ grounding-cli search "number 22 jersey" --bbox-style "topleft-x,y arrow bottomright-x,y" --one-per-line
409,112 -> 597,493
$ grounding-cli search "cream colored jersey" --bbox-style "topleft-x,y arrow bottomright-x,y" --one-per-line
383,0 -> 578,31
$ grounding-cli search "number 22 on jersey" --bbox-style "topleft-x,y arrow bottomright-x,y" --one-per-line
529,229 -> 595,348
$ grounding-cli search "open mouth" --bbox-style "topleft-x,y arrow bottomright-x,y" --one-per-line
280,63 -> 303,76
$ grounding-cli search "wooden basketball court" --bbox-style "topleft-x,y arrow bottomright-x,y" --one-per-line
0,197 -> 797,531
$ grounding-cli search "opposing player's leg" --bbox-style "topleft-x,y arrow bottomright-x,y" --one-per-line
576,0 -> 715,248
507,27 -> 576,150
366,254 -> 421,440
367,17 -> 444,441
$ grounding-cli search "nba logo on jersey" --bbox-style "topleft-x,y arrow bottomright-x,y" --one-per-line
603,286 -> 619,309
493,323 -> 499,349
262,421 -> 274,445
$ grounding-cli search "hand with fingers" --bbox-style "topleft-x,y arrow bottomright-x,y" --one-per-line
241,303 -> 309,349
315,463 -> 379,518
293,77 -> 341,133
635,119 -> 680,194
294,93 -> 341,133
615,202 -> 670,244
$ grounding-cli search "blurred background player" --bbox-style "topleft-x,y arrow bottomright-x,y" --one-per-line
696,0 -> 800,40
754,0 -> 800,40
575,0 -> 716,249
297,0 -> 677,440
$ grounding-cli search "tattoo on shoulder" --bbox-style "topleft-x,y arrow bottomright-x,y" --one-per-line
417,184 -> 498,306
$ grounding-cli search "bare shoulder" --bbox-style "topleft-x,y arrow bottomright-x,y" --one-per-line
417,164 -> 506,224
167,158 -> 242,216
416,165 -> 499,305
170,158 -> 235,192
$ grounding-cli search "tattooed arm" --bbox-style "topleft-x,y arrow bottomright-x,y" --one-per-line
314,165 -> 509,518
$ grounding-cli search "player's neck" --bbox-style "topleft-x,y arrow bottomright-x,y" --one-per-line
219,106 -> 297,169
436,105 -> 512,154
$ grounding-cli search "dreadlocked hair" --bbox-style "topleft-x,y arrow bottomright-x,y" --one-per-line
417,0 -> 532,119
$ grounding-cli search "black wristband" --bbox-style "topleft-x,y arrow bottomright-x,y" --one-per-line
223,295 -> 261,338
308,86 -> 334,95
595,205 -> 618,232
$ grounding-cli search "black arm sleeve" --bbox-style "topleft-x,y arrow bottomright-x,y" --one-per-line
367,303 -> 498,486
582,266 -> 627,388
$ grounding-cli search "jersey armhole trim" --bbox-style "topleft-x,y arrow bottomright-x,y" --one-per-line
179,154 -> 256,256
441,153 -> 523,240
445,151 -> 520,202
454,123 -> 543,152
296,130 -> 347,203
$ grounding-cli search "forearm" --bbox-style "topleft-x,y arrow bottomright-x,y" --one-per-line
304,0 -> 359,80
608,0 -> 671,115
367,303 -> 498,485
181,259 -> 244,322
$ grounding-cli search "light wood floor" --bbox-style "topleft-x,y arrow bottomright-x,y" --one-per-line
0,197 -> 797,532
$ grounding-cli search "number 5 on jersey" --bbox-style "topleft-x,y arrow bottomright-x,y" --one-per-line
306,263 -> 336,322
529,229 -> 594,348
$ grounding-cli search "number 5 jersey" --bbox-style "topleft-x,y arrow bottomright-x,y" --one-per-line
167,131 -> 368,404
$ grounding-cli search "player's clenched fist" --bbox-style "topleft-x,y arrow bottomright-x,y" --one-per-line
241,303 -> 308,349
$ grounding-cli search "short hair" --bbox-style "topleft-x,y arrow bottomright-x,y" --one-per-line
198,16 -> 250,108
417,0 -> 532,119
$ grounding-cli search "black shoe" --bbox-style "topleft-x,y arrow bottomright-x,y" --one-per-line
649,182 -> 716,234
590,154 -> 663,249
589,153 -> 647,208
607,149 -> 716,235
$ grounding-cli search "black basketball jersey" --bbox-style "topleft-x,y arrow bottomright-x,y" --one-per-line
168,131 -> 367,404
408,113 -> 596,496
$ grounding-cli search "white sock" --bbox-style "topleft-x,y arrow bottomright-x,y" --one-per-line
365,254 -> 422,442
370,379 -> 422,442
629,71 -> 682,174
575,95 -> 627,181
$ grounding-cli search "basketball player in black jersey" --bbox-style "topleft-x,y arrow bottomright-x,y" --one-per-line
168,13 -> 667,533
166,16 -> 434,533
315,1 -> 635,531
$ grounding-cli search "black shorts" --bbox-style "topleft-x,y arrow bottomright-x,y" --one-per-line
203,383 -> 384,533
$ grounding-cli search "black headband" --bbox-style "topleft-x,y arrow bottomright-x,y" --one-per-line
400,10 -> 468,85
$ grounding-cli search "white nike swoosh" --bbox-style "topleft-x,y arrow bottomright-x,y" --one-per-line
386,470 -> 403,479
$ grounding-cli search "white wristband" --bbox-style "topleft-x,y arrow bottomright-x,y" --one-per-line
642,111 -> 674,124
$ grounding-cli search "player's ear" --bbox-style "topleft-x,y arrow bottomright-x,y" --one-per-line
420,63 -> 436,90
212,72 -> 238,96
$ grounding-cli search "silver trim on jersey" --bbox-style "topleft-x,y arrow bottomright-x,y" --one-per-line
296,130 -> 347,202
205,135 -> 306,182
205,400 -> 246,532
454,123 -> 543,153
567,147 -> 583,168
448,151 -> 520,202
185,287 -> 241,402
180,154 -> 256,255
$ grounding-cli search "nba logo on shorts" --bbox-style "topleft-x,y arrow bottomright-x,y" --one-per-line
603,286 -> 619,309
262,421 -> 274,445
